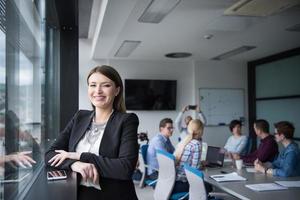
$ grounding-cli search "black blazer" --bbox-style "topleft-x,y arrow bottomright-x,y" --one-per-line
45,110 -> 139,200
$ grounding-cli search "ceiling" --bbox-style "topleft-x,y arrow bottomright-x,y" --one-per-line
80,0 -> 300,62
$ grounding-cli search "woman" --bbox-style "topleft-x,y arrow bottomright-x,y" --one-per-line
45,65 -> 139,200
255,121 -> 300,177
224,120 -> 247,155
173,119 -> 203,193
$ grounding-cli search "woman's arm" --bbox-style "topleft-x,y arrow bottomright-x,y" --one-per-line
44,111 -> 80,170
79,113 -> 139,180
236,136 -> 247,154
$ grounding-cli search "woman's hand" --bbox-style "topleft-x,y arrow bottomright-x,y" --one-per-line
71,161 -> 99,184
5,151 -> 36,168
48,150 -> 81,167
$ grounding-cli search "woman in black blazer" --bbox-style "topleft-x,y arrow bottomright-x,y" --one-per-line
45,65 -> 139,200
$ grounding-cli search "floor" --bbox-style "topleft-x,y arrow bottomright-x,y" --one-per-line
135,182 -> 154,200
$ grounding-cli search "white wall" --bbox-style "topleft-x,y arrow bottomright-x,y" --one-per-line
194,60 -> 248,147
79,39 -> 248,147
79,39 -> 195,145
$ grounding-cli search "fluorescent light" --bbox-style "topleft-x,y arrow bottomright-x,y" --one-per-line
211,46 -> 256,60
138,0 -> 181,23
114,40 -> 141,57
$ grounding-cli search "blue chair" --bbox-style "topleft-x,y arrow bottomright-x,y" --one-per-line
139,144 -> 157,188
154,149 -> 188,200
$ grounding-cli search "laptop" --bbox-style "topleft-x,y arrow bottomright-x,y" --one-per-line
205,146 -> 225,168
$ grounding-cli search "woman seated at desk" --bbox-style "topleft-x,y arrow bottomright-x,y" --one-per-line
255,121 -> 300,177
224,120 -> 247,155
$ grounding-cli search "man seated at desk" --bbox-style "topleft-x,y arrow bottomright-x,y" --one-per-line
233,119 -> 278,165
146,118 -> 175,180
255,121 -> 300,177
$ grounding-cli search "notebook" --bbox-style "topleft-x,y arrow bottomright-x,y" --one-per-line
205,146 -> 225,168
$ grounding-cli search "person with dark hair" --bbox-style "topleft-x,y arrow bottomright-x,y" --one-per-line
224,120 -> 247,154
233,119 -> 278,165
45,65 -> 139,200
146,118 -> 175,180
255,121 -> 300,177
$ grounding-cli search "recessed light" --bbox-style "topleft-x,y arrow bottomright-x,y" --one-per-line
165,52 -> 192,58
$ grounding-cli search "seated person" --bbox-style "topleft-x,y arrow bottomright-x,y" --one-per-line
224,120 -> 247,155
146,118 -> 175,180
172,119 -> 204,193
233,119 -> 278,165
255,121 -> 300,177
175,105 -> 206,141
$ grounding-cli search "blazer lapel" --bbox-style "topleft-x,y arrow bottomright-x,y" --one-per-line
70,111 -> 94,151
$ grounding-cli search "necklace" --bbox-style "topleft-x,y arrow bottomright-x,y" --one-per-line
87,122 -> 106,145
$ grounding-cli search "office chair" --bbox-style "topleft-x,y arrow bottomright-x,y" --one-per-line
139,144 -> 157,188
154,150 -> 188,200
184,164 -> 231,200
184,164 -> 207,200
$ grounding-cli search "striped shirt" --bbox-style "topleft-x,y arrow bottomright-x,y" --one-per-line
176,139 -> 202,182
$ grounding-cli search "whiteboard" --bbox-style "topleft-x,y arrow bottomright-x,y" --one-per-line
199,88 -> 245,126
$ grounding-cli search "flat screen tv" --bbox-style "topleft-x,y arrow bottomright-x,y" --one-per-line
125,79 -> 177,110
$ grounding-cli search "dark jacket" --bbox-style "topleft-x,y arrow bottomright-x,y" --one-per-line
45,110 -> 139,200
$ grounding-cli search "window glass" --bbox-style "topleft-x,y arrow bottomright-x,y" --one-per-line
256,55 -> 300,98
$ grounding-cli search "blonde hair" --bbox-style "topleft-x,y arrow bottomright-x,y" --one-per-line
174,119 -> 204,162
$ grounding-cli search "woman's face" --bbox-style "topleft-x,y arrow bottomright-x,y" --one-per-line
88,72 -> 120,110
232,124 -> 242,135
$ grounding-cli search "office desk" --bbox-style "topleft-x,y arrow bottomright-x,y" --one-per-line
204,166 -> 300,200
24,167 -> 77,200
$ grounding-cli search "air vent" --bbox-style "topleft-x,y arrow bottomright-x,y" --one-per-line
224,0 -> 300,17
165,52 -> 192,58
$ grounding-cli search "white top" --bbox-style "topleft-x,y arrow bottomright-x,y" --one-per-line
224,135 -> 247,154
175,111 -> 206,141
76,122 -> 106,190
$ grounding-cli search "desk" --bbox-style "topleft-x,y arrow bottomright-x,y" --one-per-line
24,167 -> 77,200
204,166 -> 300,200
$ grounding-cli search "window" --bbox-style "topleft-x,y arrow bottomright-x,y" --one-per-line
0,0 -> 60,199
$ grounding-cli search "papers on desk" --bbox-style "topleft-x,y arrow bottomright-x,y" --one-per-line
275,181 -> 300,187
210,172 -> 246,182
245,183 -> 288,192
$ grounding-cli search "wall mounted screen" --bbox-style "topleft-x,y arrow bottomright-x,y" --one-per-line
125,79 -> 177,110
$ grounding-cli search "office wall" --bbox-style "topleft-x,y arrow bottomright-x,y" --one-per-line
195,60 -> 248,147
79,39 -> 248,146
79,39 -> 195,145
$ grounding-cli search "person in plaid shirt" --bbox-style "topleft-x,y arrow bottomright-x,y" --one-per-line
172,119 -> 203,193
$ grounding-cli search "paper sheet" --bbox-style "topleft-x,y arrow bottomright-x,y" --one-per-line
275,181 -> 300,187
245,183 -> 288,191
210,172 -> 246,182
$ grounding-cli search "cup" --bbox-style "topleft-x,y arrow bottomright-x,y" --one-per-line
235,159 -> 243,170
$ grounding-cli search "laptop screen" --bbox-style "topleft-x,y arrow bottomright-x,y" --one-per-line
205,146 -> 225,167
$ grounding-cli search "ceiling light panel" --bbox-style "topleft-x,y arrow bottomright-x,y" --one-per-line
114,40 -> 141,57
211,46 -> 256,60
138,0 -> 182,23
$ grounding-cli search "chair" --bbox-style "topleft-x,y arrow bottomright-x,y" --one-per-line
154,149 -> 188,200
139,144 -> 157,188
184,164 -> 231,200
184,164 -> 207,200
